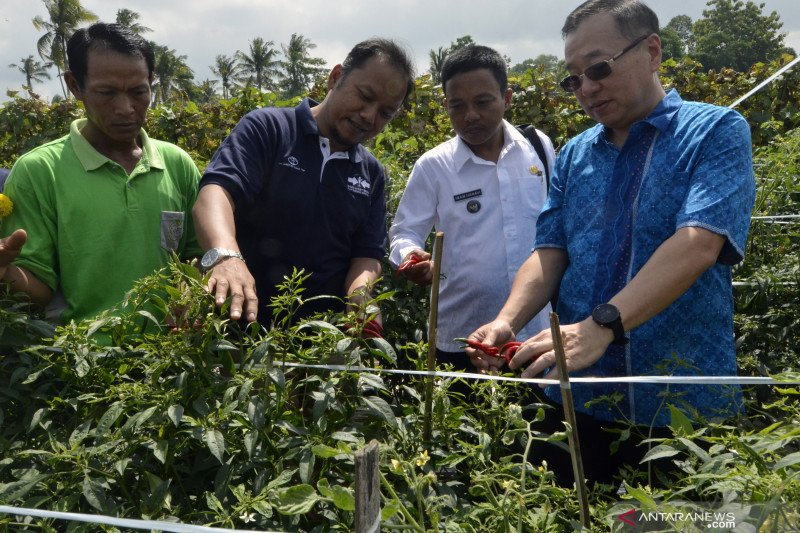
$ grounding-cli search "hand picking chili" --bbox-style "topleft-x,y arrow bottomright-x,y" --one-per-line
466,339 -> 522,364
395,254 -> 422,277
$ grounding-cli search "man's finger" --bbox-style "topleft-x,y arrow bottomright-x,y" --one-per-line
243,287 -> 259,322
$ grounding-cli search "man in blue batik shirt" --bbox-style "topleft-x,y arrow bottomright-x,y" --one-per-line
468,0 -> 755,485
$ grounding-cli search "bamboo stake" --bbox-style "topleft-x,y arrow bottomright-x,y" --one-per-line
422,232 -> 444,442
550,312 -> 591,528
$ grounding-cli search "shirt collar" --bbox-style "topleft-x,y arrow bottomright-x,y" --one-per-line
298,98 -> 363,163
68,118 -> 164,171
593,89 -> 684,145
453,119 -> 517,171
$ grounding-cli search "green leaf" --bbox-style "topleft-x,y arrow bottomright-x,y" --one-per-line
622,482 -> 657,509
362,396 -> 397,428
641,444 -> 681,463
153,440 -> 169,464
274,484 -> 319,515
206,429 -> 225,463
312,444 -> 340,459
0,473 -> 48,501
773,451 -> 800,471
83,475 -> 110,513
368,337 -> 397,363
95,402 -> 125,439
299,447 -> 314,484
69,420 -> 92,448
668,405 -> 694,436
329,484 -> 355,511
167,404 -> 184,427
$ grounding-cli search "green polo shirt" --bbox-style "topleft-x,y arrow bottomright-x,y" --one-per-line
2,119 -> 201,323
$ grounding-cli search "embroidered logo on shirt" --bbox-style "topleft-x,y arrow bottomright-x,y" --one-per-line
346,175 -> 371,196
466,200 -> 481,213
453,189 -> 482,202
529,165 -> 542,177
278,155 -> 306,172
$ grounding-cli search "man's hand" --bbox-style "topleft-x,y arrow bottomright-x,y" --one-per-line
508,317 -> 614,385
206,256 -> 258,322
0,229 -> 27,280
465,319 -> 516,373
396,249 -> 433,285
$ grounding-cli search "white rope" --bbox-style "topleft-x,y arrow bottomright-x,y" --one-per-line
728,55 -> 800,109
0,505 -> 280,533
275,362 -> 799,386
751,215 -> 800,220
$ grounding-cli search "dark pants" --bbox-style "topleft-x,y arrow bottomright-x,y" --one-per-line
522,392 -> 675,487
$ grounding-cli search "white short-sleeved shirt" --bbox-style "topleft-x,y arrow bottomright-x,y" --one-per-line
390,120 -> 555,352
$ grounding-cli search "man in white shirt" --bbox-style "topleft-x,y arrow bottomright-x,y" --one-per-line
389,44 -> 555,370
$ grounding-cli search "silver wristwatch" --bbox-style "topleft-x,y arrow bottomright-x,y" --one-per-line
200,247 -> 244,271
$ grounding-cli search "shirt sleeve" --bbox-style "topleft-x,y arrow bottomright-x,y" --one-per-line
1,159 -> 59,291
177,150 -> 203,260
534,144 -> 570,251
675,110 -> 756,265
199,109 -> 277,207
388,159 -> 437,268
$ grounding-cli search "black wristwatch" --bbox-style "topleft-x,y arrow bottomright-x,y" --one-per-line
591,303 -> 628,346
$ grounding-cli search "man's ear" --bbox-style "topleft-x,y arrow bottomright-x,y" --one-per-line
64,71 -> 82,100
327,64 -> 344,91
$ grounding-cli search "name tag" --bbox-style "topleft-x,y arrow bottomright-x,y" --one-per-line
453,189 -> 482,202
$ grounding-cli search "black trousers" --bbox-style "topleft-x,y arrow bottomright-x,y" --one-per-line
521,391 -> 676,487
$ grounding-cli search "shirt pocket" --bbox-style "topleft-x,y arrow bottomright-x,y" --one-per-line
161,211 -> 185,252
516,175 -> 546,220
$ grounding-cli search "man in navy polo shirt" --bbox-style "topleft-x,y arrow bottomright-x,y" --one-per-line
193,38 -> 414,325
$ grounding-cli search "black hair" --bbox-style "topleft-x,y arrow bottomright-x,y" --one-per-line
562,0 -> 659,40
67,22 -> 155,88
440,44 -> 508,94
341,38 -> 415,103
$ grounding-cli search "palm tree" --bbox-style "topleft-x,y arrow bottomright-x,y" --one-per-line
237,37 -> 281,92
115,9 -> 152,34
209,54 -> 241,99
428,47 -> 448,84
151,44 -> 194,104
279,33 -> 326,98
9,55 -> 53,96
32,0 -> 98,98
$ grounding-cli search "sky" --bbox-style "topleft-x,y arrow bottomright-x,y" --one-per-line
2,0 -> 800,102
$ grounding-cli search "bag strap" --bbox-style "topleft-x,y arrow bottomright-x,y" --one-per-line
516,124 -> 551,191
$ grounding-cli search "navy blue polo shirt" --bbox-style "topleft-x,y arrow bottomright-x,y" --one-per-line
200,98 -> 387,321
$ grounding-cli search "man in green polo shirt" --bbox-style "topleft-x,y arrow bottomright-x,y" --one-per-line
0,22 -> 200,323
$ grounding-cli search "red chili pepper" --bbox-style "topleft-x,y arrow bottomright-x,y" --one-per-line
395,254 -> 422,277
466,339 -> 499,357
499,341 -> 523,363
467,339 -> 522,364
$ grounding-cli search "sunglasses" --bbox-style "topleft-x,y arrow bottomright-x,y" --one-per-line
560,34 -> 650,92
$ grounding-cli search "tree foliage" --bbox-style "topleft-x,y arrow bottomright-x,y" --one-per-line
8,55 -> 53,95
114,8 -> 152,35
279,33 -> 326,99
692,0 -> 789,71
237,37 -> 281,93
210,54 -> 241,100
151,44 -> 194,105
31,0 -> 98,98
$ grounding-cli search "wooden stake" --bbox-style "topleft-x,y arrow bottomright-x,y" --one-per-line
422,232 -> 444,442
550,312 -> 591,528
354,440 -> 381,533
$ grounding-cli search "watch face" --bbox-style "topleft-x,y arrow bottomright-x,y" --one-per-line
593,303 -> 619,325
201,249 -> 220,269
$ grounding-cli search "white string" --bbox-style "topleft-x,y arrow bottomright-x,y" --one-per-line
0,506 -> 280,533
275,362 -> 799,386
728,55 -> 800,109
751,215 -> 800,220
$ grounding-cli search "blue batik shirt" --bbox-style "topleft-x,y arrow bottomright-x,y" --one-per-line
535,90 -> 756,426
